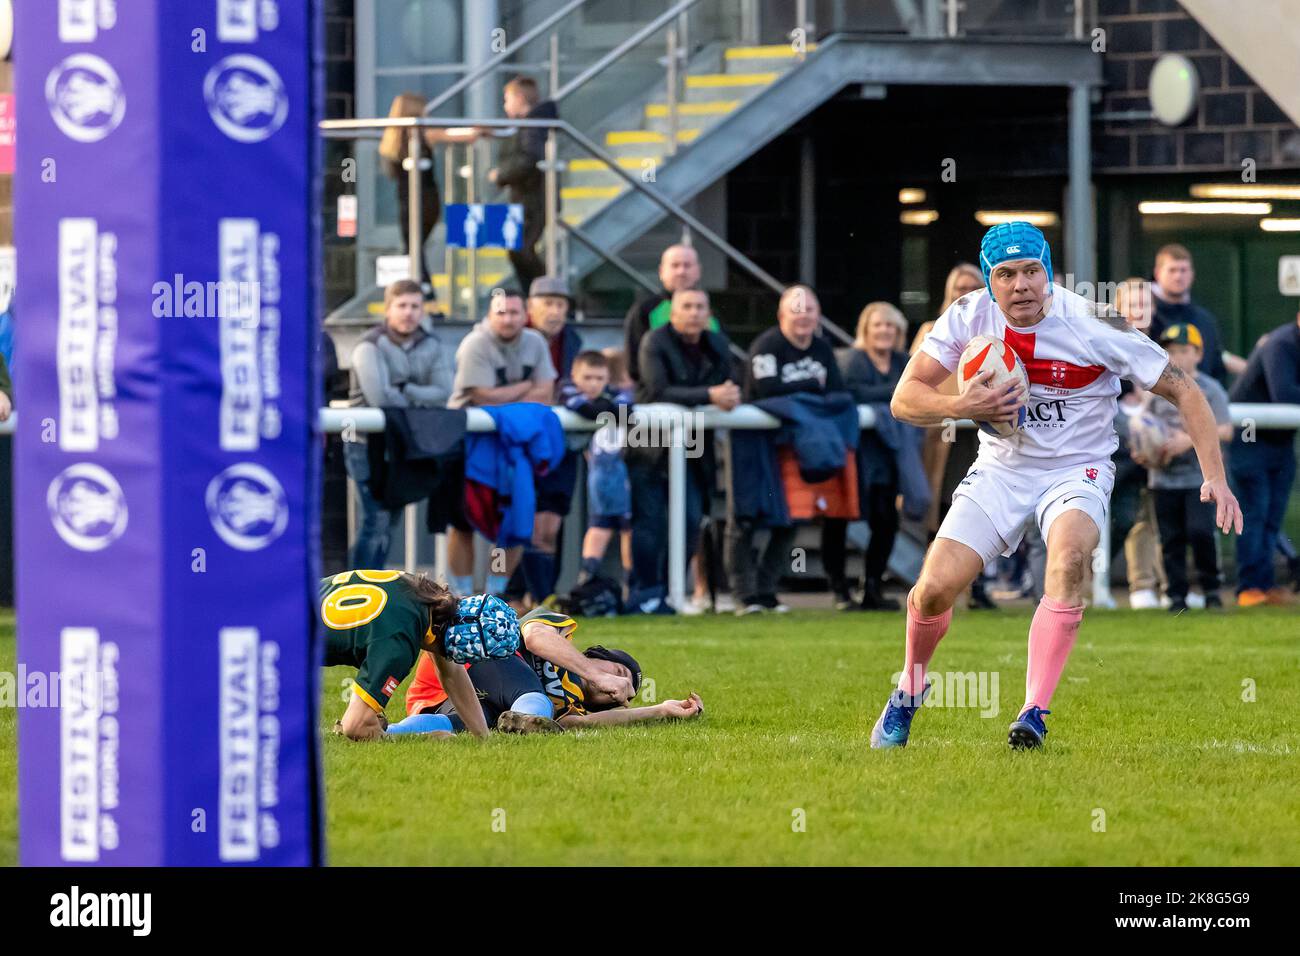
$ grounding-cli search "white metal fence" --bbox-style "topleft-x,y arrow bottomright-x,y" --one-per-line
320,402 -> 1300,609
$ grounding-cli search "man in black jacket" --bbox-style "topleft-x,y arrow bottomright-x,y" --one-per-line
622,244 -> 720,382
628,289 -> 739,613
489,77 -> 556,292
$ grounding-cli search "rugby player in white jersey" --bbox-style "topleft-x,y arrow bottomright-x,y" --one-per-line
871,222 -> 1243,750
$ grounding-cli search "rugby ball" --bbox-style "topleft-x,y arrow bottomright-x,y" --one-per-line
958,335 -> 1029,438
1127,407 -> 1169,464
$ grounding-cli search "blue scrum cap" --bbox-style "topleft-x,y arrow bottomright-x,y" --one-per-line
978,221 -> 1054,295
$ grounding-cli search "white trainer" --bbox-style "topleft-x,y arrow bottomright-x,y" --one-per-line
1129,588 -> 1161,610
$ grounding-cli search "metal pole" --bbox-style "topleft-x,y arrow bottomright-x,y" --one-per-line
1093,513 -> 1115,609
1074,0 -> 1085,41
799,136 -> 816,285
407,126 -> 422,283
549,32 -> 560,97
545,130 -> 559,274
795,0 -> 809,57
945,0 -> 959,37
667,418 -> 687,611
665,22 -> 680,157
404,504 -> 418,571
1067,82 -> 1095,287
467,142 -> 478,320
444,142 -> 456,319
741,0 -> 759,44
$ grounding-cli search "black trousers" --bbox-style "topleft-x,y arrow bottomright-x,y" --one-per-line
1153,486 -> 1220,600
508,204 -> 546,291
726,520 -> 796,604
822,483 -> 899,588
396,170 -> 439,286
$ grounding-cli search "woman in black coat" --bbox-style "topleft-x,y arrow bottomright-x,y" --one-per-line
823,302 -> 909,611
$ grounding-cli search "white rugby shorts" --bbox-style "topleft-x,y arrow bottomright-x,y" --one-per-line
936,456 -> 1114,565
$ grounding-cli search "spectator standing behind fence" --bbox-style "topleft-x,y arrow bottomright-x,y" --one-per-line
1111,278 -> 1169,609
822,302 -> 909,612
528,276 -> 582,394
1229,306 -> 1300,606
502,276 -> 584,607
730,286 -> 845,614
379,93 -> 447,298
1150,244 -> 1246,384
346,279 -> 455,568
487,77 -> 557,293
629,288 -> 739,614
623,244 -> 720,382
447,290 -> 557,597
1133,324 -> 1232,613
562,351 -> 634,591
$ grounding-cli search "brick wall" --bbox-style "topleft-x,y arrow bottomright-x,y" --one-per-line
1095,0 -> 1300,172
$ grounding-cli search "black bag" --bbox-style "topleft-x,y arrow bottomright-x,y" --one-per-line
560,574 -> 623,618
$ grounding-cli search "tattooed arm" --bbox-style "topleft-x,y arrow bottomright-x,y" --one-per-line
1148,362 -> 1243,534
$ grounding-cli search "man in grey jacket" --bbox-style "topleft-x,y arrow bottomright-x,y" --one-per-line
345,279 -> 455,568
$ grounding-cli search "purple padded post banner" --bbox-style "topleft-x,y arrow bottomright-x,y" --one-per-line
16,0 -> 323,864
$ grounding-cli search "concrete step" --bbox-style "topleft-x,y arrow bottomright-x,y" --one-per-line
602,128 -> 694,159
565,155 -> 654,188
643,99 -> 739,133
683,71 -> 778,102
722,42 -> 814,74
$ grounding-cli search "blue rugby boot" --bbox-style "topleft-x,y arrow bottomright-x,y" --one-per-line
1008,706 -> 1051,750
870,683 -> 932,749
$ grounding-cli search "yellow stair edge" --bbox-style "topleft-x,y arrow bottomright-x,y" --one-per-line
686,71 -> 778,87
561,186 -> 624,200
605,128 -> 700,145
568,156 -> 650,172
724,43 -> 816,59
645,100 -> 740,117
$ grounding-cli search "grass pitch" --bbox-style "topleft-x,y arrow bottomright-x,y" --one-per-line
2,606 -> 1298,866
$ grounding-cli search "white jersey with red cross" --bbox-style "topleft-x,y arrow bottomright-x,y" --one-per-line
920,284 -> 1170,469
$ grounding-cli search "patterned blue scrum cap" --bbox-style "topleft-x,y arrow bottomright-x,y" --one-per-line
442,594 -> 521,664
979,221 -> 1054,294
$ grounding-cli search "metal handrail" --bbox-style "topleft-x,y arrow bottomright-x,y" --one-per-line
322,115 -> 785,294
558,219 -> 658,295
323,114 -> 856,345
552,0 -> 703,102
421,0 -> 591,116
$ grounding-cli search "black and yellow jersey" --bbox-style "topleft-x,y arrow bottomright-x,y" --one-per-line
320,570 -> 437,714
516,607 -> 587,718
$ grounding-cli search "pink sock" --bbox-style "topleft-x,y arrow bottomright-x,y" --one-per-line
899,591 -> 952,696
1024,595 -> 1084,712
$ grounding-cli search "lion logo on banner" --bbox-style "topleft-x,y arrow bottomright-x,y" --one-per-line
47,463 -> 129,551
45,54 -> 126,143
205,463 -> 288,551
203,54 -> 288,143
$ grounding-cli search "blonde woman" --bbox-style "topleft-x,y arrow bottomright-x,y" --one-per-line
379,92 -> 476,293
822,301 -> 910,610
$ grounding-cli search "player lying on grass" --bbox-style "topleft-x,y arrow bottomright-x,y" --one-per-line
873,221 -> 1243,751
387,607 -> 705,734
322,570 -> 521,741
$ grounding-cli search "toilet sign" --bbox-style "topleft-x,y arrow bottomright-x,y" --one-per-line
1280,256 -> 1300,296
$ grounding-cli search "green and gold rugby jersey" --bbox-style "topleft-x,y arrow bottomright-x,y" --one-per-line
320,570 -> 437,714
516,607 -> 588,718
